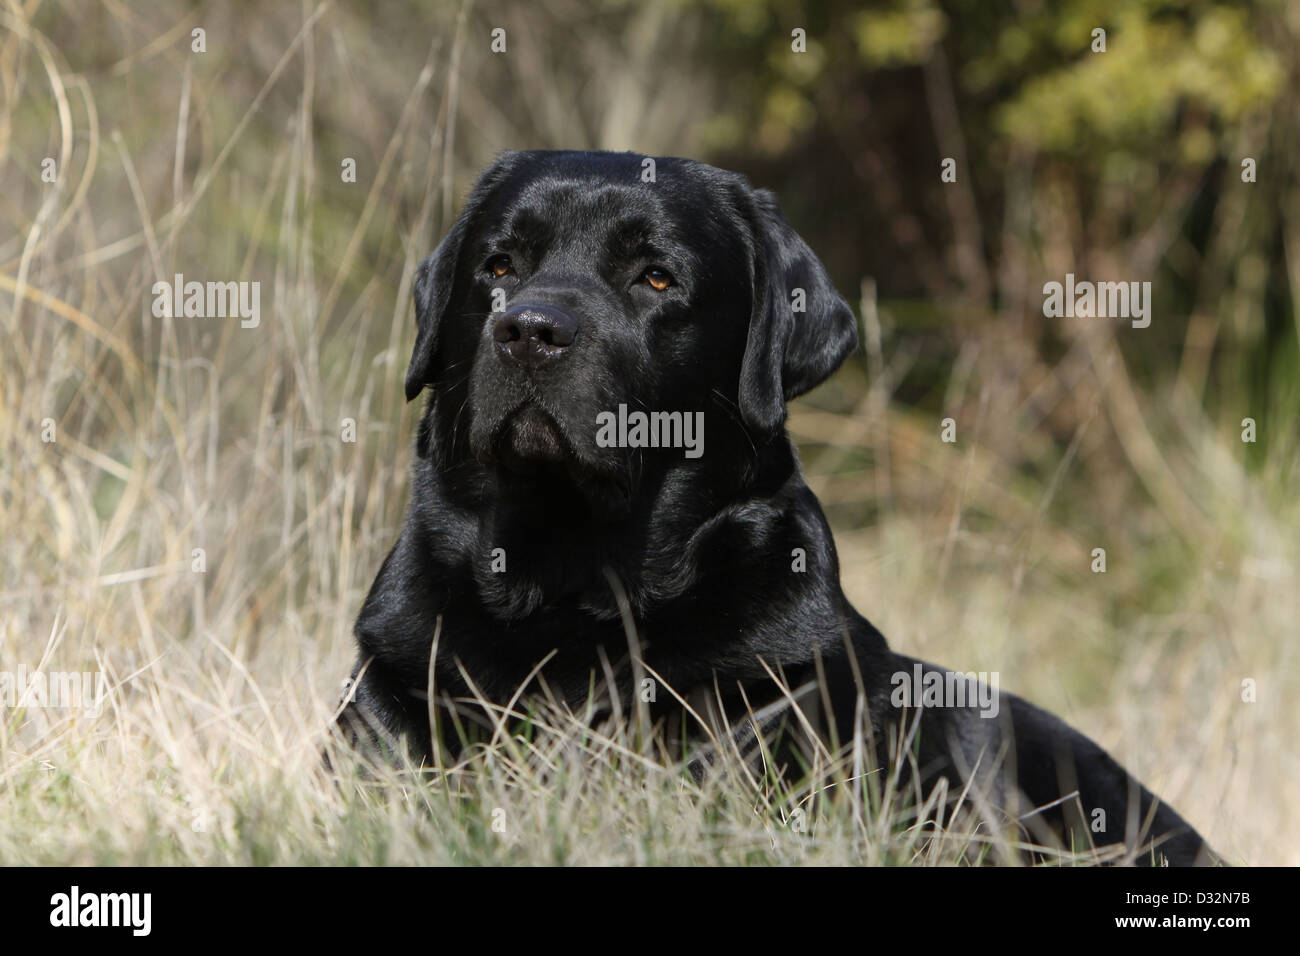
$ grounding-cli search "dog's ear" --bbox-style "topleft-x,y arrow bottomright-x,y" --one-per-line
738,188 -> 858,433
404,247 -> 449,401
405,152 -> 523,401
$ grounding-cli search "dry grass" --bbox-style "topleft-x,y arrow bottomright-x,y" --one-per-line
0,2 -> 1293,865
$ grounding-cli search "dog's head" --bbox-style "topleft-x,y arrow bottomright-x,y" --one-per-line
406,150 -> 855,508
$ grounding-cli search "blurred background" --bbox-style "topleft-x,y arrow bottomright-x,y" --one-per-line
1,0 -> 1295,863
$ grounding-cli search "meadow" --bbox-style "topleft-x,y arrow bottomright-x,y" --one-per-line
1,1 -> 1293,864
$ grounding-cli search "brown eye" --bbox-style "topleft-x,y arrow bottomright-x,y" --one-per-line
486,255 -> 512,278
643,267 -> 672,291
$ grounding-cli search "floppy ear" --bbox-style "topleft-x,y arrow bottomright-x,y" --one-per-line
738,188 -> 858,434
405,152 -> 523,401
404,246 -> 449,401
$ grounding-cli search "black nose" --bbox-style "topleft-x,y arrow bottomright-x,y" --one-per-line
492,304 -> 578,369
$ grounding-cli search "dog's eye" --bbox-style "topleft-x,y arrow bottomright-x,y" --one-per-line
485,255 -> 513,278
642,267 -> 673,291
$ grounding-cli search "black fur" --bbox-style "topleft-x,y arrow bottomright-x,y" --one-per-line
338,150 -> 1214,866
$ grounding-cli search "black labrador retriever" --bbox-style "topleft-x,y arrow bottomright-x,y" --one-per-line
337,149 -> 1214,865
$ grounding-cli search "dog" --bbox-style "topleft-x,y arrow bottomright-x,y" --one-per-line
336,149 -> 1215,865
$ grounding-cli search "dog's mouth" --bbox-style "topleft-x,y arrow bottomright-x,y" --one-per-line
475,401 -> 632,514
496,403 -> 569,465
488,404 -> 570,468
